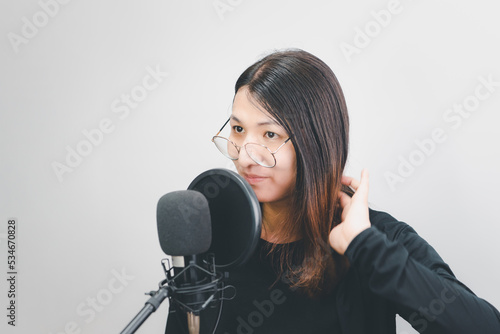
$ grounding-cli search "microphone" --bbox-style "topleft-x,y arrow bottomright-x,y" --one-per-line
157,190 -> 211,256
157,189 -> 211,280
157,190 -> 215,334
121,190 -> 219,334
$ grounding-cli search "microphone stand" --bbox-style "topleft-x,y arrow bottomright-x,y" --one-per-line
120,279 -> 170,334
120,256 -> 234,334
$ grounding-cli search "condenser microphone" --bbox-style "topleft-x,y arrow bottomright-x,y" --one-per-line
121,190 -> 214,334
157,190 -> 211,256
157,190 -> 213,334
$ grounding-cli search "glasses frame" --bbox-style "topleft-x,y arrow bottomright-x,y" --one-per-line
211,118 -> 291,168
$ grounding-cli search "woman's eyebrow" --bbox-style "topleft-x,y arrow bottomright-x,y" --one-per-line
230,115 -> 279,127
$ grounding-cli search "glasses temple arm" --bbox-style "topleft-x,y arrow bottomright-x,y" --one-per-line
271,137 -> 292,154
214,118 -> 231,137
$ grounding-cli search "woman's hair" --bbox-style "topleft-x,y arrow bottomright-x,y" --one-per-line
234,49 -> 354,298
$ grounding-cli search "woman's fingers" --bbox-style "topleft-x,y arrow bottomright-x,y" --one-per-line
355,169 -> 369,203
332,169 -> 371,255
341,169 -> 369,195
338,191 -> 351,209
341,175 -> 360,190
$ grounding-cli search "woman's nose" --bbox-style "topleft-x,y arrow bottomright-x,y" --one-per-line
236,135 -> 260,168
237,143 -> 257,167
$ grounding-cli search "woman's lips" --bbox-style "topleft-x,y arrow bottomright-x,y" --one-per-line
243,174 -> 267,185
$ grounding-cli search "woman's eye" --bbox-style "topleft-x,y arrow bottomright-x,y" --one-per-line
266,131 -> 277,139
232,126 -> 243,133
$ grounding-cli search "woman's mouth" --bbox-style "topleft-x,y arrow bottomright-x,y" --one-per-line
243,174 -> 267,185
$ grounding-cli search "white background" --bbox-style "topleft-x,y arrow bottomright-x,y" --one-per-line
1,0 -> 499,333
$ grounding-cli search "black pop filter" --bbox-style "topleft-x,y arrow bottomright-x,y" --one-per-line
187,168 -> 261,270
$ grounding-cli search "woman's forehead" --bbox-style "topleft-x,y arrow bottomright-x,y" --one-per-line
232,89 -> 279,126
229,113 -> 279,126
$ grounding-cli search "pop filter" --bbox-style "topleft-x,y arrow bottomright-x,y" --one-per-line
187,168 -> 261,271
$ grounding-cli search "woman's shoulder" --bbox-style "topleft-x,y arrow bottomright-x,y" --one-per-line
368,207 -> 412,237
367,207 -> 427,246
366,207 -> 455,276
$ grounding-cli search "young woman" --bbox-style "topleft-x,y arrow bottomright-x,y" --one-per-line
165,49 -> 500,333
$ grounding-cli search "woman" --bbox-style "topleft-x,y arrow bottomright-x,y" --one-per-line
165,49 -> 500,333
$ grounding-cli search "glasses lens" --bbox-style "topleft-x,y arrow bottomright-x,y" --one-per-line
246,144 -> 275,167
213,137 -> 238,160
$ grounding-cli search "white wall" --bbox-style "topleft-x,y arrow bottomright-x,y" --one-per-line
1,0 -> 499,333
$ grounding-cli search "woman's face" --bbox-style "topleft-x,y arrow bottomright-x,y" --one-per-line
230,86 -> 297,204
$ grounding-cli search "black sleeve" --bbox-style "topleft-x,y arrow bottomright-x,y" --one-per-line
344,210 -> 500,334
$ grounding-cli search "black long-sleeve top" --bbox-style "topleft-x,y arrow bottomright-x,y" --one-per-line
165,208 -> 500,333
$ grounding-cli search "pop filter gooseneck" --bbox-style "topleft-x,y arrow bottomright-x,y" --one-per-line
187,168 -> 262,271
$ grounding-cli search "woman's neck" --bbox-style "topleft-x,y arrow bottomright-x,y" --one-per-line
260,200 -> 302,244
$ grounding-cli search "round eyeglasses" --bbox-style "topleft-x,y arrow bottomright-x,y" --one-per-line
211,118 -> 291,168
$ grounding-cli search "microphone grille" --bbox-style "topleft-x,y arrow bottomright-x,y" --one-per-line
156,190 -> 211,256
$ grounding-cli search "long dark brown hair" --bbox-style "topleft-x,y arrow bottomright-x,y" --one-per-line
234,49 -> 354,298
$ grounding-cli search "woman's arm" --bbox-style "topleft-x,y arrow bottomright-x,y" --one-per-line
345,210 -> 500,333
330,169 -> 500,333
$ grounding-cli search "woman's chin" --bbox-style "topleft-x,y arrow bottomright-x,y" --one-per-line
254,191 -> 273,203
254,191 -> 285,204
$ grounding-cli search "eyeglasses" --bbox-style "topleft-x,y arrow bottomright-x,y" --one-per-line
211,118 -> 291,168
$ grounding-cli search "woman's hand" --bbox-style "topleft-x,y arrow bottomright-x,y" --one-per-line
329,168 -> 371,255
